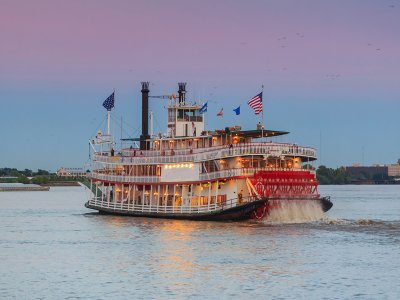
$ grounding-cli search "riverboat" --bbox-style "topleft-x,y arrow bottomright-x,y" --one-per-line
85,82 -> 332,221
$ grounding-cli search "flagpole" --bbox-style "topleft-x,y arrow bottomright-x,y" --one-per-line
107,88 -> 115,136
261,84 -> 264,139
107,110 -> 111,136
204,105 -> 206,131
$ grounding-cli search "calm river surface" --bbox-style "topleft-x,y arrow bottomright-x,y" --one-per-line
1,185 -> 399,299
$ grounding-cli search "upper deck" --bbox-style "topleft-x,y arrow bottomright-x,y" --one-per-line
90,82 -> 317,170
93,140 -> 317,166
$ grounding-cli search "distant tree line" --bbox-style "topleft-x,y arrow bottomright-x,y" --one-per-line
316,165 -> 391,185
316,166 -> 351,184
0,168 -> 86,185
0,168 -> 50,177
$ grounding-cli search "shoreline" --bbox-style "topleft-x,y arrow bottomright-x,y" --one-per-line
0,181 -> 81,192
0,186 -> 50,192
43,181 -> 81,187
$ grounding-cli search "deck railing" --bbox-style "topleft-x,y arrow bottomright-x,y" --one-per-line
93,142 -> 316,165
90,172 -> 160,183
88,195 -> 258,214
90,167 -> 316,183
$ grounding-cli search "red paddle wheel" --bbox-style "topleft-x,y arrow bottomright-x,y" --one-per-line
250,170 -> 320,219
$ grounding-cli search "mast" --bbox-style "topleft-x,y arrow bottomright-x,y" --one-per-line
107,88 -> 115,136
261,84 -> 264,139
261,84 -> 264,127
107,111 -> 111,136
120,115 -> 123,150
150,110 -> 154,137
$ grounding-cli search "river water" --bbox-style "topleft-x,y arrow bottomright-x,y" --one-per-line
0,185 -> 399,299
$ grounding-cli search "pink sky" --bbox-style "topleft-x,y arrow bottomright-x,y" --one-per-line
1,0 -> 399,91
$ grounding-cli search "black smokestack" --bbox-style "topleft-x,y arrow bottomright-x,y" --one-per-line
178,82 -> 186,105
140,81 -> 150,150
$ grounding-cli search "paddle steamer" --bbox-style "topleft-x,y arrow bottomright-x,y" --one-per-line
85,82 -> 332,220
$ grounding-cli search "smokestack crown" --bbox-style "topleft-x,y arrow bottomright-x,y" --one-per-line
141,82 -> 149,92
178,82 -> 186,105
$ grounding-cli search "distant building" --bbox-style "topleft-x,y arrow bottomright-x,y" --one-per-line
388,162 -> 400,177
56,167 -> 88,177
345,166 -> 388,180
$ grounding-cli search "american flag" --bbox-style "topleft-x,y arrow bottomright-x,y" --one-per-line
247,92 -> 263,115
102,92 -> 115,111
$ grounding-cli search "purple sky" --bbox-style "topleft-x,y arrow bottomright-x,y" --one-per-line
1,0 -> 399,171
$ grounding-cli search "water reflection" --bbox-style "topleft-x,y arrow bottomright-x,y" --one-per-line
2,186 -> 400,298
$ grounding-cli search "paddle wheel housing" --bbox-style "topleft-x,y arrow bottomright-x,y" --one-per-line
250,170 -> 320,219
251,170 -> 319,199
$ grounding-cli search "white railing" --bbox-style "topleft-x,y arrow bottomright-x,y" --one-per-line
90,167 -> 316,183
93,142 -> 316,165
94,154 -> 195,165
90,172 -> 160,183
88,196 -> 257,214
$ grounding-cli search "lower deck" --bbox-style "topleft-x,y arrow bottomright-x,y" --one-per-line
85,196 -> 267,221
85,169 -> 329,220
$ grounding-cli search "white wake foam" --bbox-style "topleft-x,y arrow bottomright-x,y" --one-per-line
264,200 -> 325,224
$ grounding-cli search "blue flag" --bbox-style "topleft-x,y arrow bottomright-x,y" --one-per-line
199,102 -> 208,114
233,106 -> 240,115
103,92 -> 115,111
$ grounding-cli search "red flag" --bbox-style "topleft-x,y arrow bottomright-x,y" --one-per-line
217,107 -> 223,117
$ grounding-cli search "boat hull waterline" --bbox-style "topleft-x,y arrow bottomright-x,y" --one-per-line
85,197 -> 332,221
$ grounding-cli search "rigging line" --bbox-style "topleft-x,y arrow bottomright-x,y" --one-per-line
119,118 -> 141,136
110,115 -> 133,137
90,114 -> 107,138
109,114 -> 127,136
83,157 -> 92,174
110,114 -> 140,139
120,119 -> 137,131
118,115 -> 142,135
153,114 -> 164,135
